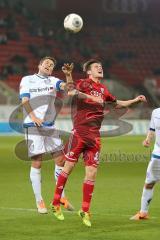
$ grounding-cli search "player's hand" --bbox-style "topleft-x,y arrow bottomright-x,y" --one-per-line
31,116 -> 43,127
135,95 -> 147,103
67,89 -> 79,96
143,139 -> 150,147
62,63 -> 74,76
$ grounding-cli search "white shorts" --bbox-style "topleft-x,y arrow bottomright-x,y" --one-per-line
25,127 -> 63,157
145,156 -> 160,184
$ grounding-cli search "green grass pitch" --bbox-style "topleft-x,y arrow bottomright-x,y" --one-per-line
0,135 -> 160,240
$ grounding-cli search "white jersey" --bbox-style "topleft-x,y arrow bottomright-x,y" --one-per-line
149,108 -> 160,156
19,74 -> 63,127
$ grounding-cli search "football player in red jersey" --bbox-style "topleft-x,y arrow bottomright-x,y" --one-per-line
51,59 -> 146,226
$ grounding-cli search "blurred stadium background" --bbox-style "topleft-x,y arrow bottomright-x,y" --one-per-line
0,0 -> 160,134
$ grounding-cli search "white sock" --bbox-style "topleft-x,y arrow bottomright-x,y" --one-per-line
30,167 -> 43,203
54,165 -> 65,198
140,187 -> 154,213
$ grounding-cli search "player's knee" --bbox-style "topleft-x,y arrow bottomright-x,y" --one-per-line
31,161 -> 42,169
63,161 -> 75,175
145,182 -> 155,189
85,166 -> 97,180
54,154 -> 65,167
56,159 -> 64,167
31,155 -> 42,168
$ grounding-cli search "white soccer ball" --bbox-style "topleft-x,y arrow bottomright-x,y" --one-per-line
64,13 -> 83,33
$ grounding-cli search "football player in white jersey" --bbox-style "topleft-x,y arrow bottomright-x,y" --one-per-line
20,56 -> 103,214
19,56 -> 76,213
130,108 -> 160,220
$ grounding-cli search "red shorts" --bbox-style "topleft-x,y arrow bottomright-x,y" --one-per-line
64,129 -> 101,168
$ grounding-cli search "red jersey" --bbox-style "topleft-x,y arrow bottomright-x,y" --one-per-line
71,78 -> 116,138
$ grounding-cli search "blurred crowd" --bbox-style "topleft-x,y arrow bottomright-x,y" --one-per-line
0,0 -> 160,85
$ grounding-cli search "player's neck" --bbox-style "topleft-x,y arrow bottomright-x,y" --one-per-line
89,76 -> 100,83
37,71 -> 48,78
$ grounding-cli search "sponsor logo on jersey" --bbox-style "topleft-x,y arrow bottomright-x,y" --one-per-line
90,90 -> 103,97
101,88 -> 104,94
30,87 -> 52,93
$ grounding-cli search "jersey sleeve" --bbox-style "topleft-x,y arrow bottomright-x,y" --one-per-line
75,80 -> 87,92
149,110 -> 155,131
104,86 -> 116,102
19,77 -> 30,99
50,76 -> 64,91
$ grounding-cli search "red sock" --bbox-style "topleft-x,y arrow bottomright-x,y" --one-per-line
82,180 -> 95,212
52,171 -> 68,206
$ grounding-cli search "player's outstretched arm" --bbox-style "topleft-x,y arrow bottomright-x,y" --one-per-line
21,97 -> 43,127
143,130 -> 155,147
116,95 -> 147,108
67,90 -> 103,104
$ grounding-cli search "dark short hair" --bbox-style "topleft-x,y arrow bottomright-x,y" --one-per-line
39,56 -> 57,66
83,59 -> 102,72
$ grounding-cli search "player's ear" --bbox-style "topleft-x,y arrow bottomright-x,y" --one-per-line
87,70 -> 91,75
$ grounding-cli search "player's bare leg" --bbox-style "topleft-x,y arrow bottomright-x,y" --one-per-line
130,182 -> 155,220
78,166 -> 97,227
51,161 -> 75,220
30,154 -> 47,214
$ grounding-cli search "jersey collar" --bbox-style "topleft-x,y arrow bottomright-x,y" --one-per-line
35,73 -> 49,79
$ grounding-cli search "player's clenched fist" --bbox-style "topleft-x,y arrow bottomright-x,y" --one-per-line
135,95 -> 147,103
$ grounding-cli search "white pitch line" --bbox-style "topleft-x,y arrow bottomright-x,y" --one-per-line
0,207 -> 36,212
0,207 -> 157,219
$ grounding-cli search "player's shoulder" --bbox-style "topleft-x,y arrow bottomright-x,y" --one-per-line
75,78 -> 90,89
49,76 -> 62,83
76,78 -> 88,82
20,74 -> 34,84
49,76 -> 60,81
152,108 -> 160,116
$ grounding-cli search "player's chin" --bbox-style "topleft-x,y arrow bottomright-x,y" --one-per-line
44,69 -> 51,76
97,73 -> 103,79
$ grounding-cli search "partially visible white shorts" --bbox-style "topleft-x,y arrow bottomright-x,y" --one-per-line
25,126 -> 63,157
145,156 -> 160,184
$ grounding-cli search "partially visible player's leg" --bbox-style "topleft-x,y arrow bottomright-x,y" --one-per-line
48,128 -> 75,211
54,164 -> 65,198
51,130 -> 84,220
52,160 -> 75,206
78,146 -> 100,227
82,165 -> 97,213
52,129 -> 82,206
53,154 -> 75,211
78,165 -> 97,227
52,153 -> 65,198
140,182 -> 155,214
51,160 -> 75,220
130,182 -> 155,220
30,156 -> 47,214
27,127 -> 47,213
130,157 -> 160,220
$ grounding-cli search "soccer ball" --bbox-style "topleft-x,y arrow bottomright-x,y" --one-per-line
64,13 -> 83,33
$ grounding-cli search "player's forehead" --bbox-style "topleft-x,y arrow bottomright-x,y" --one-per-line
91,62 -> 102,68
41,59 -> 54,66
